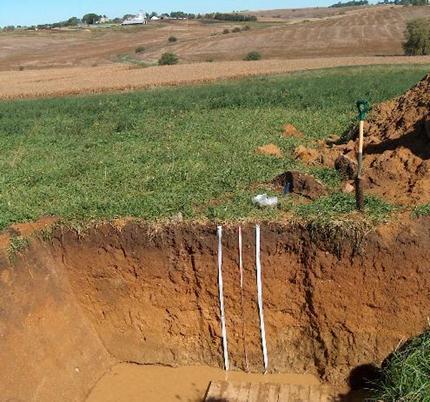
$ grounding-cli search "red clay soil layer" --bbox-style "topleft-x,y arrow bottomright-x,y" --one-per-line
1,219 -> 430,401
321,72 -> 430,206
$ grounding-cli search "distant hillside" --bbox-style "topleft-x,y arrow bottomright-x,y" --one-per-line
1,4 -> 430,70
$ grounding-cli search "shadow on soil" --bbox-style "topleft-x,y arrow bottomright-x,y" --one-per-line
336,363 -> 381,402
366,119 -> 430,160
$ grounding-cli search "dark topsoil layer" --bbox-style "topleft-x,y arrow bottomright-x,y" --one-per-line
1,218 -> 430,401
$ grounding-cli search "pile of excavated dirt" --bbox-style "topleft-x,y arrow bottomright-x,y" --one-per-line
296,74 -> 430,206
317,73 -> 430,206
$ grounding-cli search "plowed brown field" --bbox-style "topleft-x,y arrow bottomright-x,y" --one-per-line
1,56 -> 430,100
1,5 -> 430,99
2,5 -> 430,71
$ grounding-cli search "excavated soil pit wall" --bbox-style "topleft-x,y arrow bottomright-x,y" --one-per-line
1,219 -> 430,401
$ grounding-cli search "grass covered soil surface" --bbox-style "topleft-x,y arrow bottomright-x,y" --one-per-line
1,64 -> 429,230
374,331 -> 430,401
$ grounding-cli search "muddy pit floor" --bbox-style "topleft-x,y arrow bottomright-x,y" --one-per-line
87,364 -> 361,401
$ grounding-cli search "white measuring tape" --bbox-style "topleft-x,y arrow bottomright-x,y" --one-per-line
256,224 -> 269,373
217,226 -> 229,371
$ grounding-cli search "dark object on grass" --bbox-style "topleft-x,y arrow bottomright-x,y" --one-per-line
158,53 -> 179,66
335,154 -> 357,180
273,171 -> 327,200
244,51 -> 261,61
168,36 -> 177,42
135,46 -> 145,54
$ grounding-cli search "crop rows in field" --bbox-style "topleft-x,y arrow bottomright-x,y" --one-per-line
1,56 -> 430,100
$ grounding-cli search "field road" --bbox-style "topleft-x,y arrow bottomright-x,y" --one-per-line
1,56 -> 430,100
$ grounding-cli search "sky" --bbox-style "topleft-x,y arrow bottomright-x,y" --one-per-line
0,0 -> 346,27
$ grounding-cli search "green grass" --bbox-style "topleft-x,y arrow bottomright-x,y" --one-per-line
0,64 -> 429,230
293,193 -> 395,224
374,330 -> 430,401
7,235 -> 30,260
115,53 -> 151,67
413,203 -> 430,218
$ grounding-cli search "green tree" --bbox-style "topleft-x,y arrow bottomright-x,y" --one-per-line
244,51 -> 262,61
404,18 -> 430,55
158,53 -> 179,65
66,17 -> 80,26
82,13 -> 101,25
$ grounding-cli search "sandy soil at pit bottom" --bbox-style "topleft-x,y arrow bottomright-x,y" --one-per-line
87,364 -> 327,402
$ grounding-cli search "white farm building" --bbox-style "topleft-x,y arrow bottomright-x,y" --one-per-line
122,12 -> 147,25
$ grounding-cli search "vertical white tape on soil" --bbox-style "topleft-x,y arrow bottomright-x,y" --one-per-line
256,224 -> 269,373
217,226 -> 229,371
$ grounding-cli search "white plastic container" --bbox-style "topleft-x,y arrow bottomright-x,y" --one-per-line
252,194 -> 278,208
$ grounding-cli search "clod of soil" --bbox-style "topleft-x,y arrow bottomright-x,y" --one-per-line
335,155 -> 358,180
283,124 -> 303,138
342,182 -> 355,194
294,145 -> 322,165
256,143 -> 283,158
321,73 -> 430,206
273,171 -> 327,200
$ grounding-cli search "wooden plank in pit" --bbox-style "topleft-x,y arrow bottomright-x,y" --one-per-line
205,381 -> 332,402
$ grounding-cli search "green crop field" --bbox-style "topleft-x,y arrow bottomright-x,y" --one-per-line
1,64 -> 429,230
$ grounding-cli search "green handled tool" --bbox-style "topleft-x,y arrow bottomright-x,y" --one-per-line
355,100 -> 370,212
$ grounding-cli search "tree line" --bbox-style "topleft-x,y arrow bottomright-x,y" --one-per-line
1,11 -> 259,31
330,1 -> 369,8
378,0 -> 429,4
330,0 -> 428,6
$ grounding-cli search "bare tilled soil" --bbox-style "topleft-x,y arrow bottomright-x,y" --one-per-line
1,5 -> 430,99
2,6 -> 430,71
1,56 -> 430,100
1,218 -> 430,401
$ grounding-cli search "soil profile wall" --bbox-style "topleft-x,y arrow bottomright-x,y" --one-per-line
1,218 -> 430,401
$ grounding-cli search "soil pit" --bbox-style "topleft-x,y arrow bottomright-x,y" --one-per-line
1,219 -> 430,401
